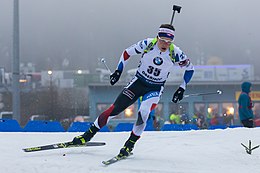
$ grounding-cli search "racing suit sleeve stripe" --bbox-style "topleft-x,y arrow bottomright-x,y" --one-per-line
134,48 -> 141,54
116,39 -> 147,72
180,61 -> 194,89
123,50 -> 130,61
184,70 -> 194,84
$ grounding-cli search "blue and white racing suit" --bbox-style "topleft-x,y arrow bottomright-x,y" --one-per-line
94,38 -> 194,136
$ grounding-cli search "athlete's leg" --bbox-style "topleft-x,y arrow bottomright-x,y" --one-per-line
72,77 -> 141,145
94,77 -> 141,129
119,86 -> 164,156
94,88 -> 139,129
133,89 -> 162,136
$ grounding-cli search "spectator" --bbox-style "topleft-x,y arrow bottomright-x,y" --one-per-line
192,114 -> 198,125
210,114 -> 218,126
169,113 -> 181,124
192,113 -> 206,128
238,81 -> 254,128
180,113 -> 190,124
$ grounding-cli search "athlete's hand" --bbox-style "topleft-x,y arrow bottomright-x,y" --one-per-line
172,87 -> 185,103
110,70 -> 122,85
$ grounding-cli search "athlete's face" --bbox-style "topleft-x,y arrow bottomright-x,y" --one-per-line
157,36 -> 173,52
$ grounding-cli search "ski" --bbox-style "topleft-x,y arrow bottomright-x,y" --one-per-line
102,153 -> 133,165
23,141 -> 106,152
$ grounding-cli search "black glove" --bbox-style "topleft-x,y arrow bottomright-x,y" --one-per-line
172,87 -> 185,103
110,70 -> 122,85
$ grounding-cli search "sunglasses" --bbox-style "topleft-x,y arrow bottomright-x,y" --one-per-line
158,36 -> 174,44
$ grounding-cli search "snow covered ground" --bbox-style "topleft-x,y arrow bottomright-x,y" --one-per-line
0,128 -> 260,173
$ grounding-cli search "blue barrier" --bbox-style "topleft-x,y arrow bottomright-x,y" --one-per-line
114,123 -> 134,132
182,124 -> 199,130
161,124 -> 199,131
99,125 -> 110,132
0,119 -> 246,132
208,125 -> 227,130
144,124 -> 156,131
23,120 -> 65,132
0,119 -> 22,132
67,122 -> 110,132
228,125 -> 243,128
67,122 -> 91,132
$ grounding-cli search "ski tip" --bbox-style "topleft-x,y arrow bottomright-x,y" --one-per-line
22,147 -> 41,152
101,153 -> 133,166
102,161 -> 109,165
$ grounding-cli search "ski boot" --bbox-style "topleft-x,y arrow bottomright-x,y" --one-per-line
118,132 -> 140,157
72,124 -> 99,145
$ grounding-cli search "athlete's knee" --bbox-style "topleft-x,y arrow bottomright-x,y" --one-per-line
110,104 -> 124,115
97,104 -> 117,128
139,107 -> 150,120
135,109 -> 149,126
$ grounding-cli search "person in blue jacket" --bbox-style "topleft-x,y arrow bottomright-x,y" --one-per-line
238,82 -> 254,128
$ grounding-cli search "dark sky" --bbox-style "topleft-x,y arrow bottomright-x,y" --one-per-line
0,0 -> 259,76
